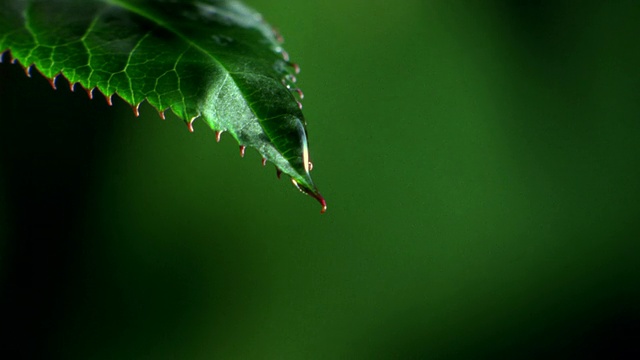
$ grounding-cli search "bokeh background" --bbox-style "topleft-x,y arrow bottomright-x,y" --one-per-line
1,0 -> 639,358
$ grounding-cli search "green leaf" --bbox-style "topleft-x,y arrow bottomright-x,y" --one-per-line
0,0 -> 326,212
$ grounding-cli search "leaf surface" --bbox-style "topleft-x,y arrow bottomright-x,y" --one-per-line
0,0 -> 326,212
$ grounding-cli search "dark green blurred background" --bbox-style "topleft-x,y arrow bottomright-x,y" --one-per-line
1,0 -> 639,358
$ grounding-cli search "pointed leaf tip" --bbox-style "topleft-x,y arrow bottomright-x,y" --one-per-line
290,178 -> 327,214
1,0 -> 325,211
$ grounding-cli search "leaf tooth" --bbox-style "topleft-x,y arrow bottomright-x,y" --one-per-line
187,114 -> 200,132
24,64 -> 32,78
215,130 -> 222,143
86,87 -> 94,100
285,74 -> 297,83
158,110 -> 166,120
262,157 -> 267,166
280,50 -> 290,62
46,73 -> 59,90
131,102 -> 141,117
276,167 -> 282,179
296,100 -> 303,110
293,88 -> 304,100
272,27 -> 284,43
290,62 -> 301,75
69,82 -> 76,92
239,145 -> 246,158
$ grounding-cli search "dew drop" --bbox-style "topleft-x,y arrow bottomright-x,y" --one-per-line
212,34 -> 233,46
286,74 -> 297,83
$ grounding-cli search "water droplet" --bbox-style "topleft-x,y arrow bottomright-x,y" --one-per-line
285,74 -> 297,83
211,35 -> 233,46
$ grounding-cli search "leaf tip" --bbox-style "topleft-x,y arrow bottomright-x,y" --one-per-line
290,178 -> 327,214
239,145 -> 246,158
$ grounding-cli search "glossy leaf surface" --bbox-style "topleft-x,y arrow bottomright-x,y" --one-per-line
0,0 -> 325,212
